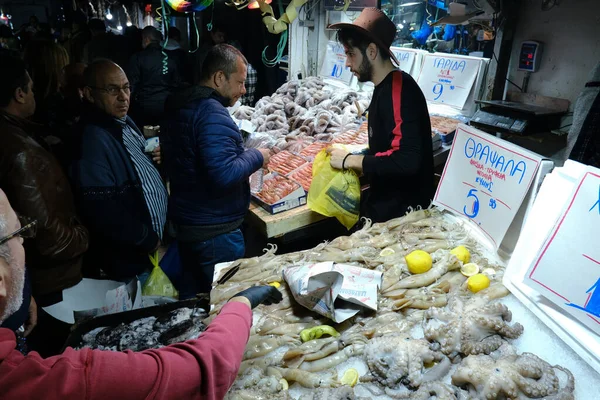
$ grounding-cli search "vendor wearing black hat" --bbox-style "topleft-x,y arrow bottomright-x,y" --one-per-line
327,8 -> 434,223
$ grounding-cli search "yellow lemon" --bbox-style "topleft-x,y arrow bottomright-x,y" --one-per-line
279,378 -> 289,390
340,368 -> 359,387
268,282 -> 281,288
467,274 -> 491,293
300,325 -> 340,342
451,246 -> 471,264
460,263 -> 480,277
405,250 -> 432,274
379,247 -> 396,257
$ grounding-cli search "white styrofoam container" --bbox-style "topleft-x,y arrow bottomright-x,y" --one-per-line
504,161 -> 600,374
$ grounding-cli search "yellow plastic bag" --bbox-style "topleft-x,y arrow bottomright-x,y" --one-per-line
307,149 -> 361,229
142,251 -> 179,298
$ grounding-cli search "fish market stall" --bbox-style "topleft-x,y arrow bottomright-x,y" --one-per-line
237,76 -> 371,238
212,207 -> 599,399
211,124 -> 600,399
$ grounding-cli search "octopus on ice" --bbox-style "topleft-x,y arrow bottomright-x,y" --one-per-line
360,334 -> 451,393
451,350 -> 575,399
424,296 -> 524,359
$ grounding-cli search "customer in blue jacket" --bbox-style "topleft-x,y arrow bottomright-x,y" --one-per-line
161,44 -> 270,298
70,59 -> 168,281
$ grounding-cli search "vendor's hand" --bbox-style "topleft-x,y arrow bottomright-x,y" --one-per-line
23,296 -> 37,337
230,285 -> 283,309
152,145 -> 162,165
327,148 -> 350,170
258,149 -> 271,167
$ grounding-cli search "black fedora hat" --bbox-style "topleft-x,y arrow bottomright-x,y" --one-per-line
329,7 -> 399,66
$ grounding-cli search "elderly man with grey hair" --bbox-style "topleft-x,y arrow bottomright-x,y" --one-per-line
0,189 -> 35,337
0,190 -> 283,400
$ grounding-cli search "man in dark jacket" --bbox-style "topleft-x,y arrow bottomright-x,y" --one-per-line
70,59 -> 167,281
161,44 -> 270,298
0,54 -> 89,356
0,54 -> 89,302
328,9 -> 434,223
127,26 -> 181,128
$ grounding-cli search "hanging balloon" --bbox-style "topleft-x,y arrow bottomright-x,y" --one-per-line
165,0 -> 213,13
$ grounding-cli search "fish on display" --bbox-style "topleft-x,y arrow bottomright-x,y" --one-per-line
79,307 -> 208,352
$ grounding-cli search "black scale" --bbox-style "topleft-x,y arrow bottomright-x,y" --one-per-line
470,100 -> 564,135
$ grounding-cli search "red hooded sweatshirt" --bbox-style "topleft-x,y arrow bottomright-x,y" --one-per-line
0,302 -> 251,400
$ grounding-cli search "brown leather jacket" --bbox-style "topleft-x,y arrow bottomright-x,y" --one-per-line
0,110 -> 89,297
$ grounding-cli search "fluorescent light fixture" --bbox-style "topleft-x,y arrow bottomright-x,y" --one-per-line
399,1 -> 421,7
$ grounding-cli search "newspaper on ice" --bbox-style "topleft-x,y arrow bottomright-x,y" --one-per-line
283,261 -> 382,323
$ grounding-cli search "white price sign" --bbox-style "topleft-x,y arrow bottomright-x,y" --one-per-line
525,170 -> 600,335
390,47 -> 416,75
417,54 -> 480,109
319,41 -> 353,85
433,124 -> 541,248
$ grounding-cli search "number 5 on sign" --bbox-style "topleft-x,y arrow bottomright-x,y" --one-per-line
463,189 -> 479,218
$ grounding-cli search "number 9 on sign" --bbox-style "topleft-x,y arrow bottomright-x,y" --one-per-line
463,189 -> 480,218
433,83 -> 444,101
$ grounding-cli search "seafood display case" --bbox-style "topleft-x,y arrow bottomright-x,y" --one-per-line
216,126 -> 600,398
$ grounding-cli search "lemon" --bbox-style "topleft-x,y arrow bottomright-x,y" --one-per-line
467,274 -> 491,293
482,268 -> 497,277
279,378 -> 289,390
340,368 -> 359,387
460,263 -> 480,277
405,250 -> 432,274
268,282 -> 281,288
379,247 -> 396,257
451,246 -> 471,264
300,325 -> 340,342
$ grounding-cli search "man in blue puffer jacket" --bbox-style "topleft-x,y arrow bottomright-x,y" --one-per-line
161,44 -> 270,298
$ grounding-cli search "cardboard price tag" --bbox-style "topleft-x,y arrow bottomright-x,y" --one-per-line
433,124 -> 541,248
319,41 -> 354,84
390,47 -> 417,75
417,54 -> 480,109
525,169 -> 600,335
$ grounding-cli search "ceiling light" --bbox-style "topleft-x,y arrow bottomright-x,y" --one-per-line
248,0 -> 272,10
399,1 -> 422,7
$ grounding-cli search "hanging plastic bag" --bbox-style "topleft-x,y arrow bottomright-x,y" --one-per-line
142,251 -> 179,299
307,149 -> 361,229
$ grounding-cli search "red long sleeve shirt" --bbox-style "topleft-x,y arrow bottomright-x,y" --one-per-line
0,302 -> 251,400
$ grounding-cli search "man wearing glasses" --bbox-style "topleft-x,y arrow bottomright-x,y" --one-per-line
70,59 -> 167,283
0,54 -> 89,355
0,188 -> 284,400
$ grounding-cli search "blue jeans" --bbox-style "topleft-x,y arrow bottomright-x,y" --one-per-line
178,229 -> 245,299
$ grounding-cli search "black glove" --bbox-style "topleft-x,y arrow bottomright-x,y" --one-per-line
231,285 -> 283,309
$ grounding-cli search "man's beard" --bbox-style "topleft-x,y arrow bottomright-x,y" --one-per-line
356,54 -> 373,83
0,257 -> 25,324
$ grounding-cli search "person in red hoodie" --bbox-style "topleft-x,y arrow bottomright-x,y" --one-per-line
0,188 -> 282,400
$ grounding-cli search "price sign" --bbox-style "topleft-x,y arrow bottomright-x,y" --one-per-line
390,47 -> 417,75
319,41 -> 353,85
433,124 -> 541,248
525,170 -> 600,335
417,54 -> 480,109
